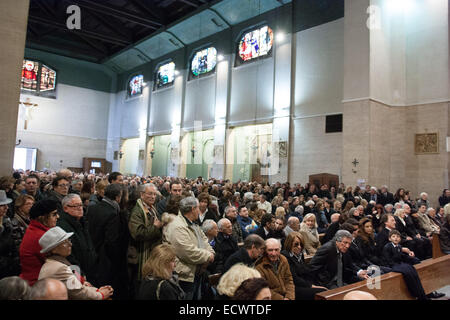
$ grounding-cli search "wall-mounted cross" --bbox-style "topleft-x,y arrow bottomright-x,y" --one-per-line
352,158 -> 359,167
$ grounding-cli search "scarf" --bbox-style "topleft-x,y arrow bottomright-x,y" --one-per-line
102,197 -> 120,213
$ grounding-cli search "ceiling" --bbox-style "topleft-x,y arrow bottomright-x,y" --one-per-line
26,0 -> 291,72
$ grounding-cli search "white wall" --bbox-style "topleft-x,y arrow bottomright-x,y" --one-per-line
183,75 -> 216,130
295,18 -> 345,117
17,84 -> 110,170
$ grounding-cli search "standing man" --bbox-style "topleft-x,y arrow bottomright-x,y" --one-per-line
46,176 -> 70,215
211,218 -> 239,274
224,206 -> 244,244
58,194 -> 97,283
164,197 -> 214,300
128,183 -> 162,282
108,172 -> 124,185
23,174 -> 44,202
157,180 -> 182,218
87,184 -> 129,299
378,185 -> 394,206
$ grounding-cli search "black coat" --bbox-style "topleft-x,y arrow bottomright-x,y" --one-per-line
321,221 -> 339,245
137,277 -> 185,300
308,240 -> 360,288
347,241 -> 373,270
223,247 -> 254,274
378,192 -> 394,206
212,232 -> 239,274
87,199 -> 129,297
57,211 -> 98,281
382,243 -> 419,267
281,250 -> 314,288
0,219 -> 21,278
354,236 -> 384,266
197,208 -> 219,225
375,227 -> 391,255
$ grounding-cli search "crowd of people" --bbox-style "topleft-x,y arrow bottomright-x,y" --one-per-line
0,169 -> 449,300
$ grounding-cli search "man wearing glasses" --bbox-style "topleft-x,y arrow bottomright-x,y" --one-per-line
57,193 -> 97,286
46,176 -> 70,215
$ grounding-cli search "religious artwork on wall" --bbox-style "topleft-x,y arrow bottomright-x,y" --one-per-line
274,141 -> 288,158
127,74 -> 144,98
155,61 -> 175,89
415,133 -> 439,154
237,25 -> 273,65
21,59 -> 57,97
191,47 -> 217,78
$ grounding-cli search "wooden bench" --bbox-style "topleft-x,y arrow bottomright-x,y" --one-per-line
315,254 -> 450,300
432,233 -> 445,259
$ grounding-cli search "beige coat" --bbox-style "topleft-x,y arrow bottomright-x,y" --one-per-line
38,255 -> 102,300
163,212 -> 214,283
299,225 -> 321,256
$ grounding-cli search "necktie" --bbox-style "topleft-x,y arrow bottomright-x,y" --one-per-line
337,253 -> 343,287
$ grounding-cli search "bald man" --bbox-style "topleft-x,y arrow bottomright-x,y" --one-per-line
30,278 -> 68,300
343,290 -> 377,300
284,216 -> 300,236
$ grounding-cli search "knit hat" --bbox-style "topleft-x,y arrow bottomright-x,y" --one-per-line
29,199 -> 59,220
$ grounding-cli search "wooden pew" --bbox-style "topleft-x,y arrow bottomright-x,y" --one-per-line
315,254 -> 450,300
432,233 -> 445,259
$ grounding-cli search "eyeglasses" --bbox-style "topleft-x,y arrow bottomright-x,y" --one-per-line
61,239 -> 72,247
57,184 -> 70,188
67,204 -> 83,208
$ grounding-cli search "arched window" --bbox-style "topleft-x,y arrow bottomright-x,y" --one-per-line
190,47 -> 217,79
127,74 -> 144,98
21,59 -> 57,96
236,25 -> 274,65
155,61 -> 175,89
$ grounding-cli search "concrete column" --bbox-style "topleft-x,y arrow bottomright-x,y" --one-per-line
0,0 -> 30,175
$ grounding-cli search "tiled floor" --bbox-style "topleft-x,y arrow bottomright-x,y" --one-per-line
433,285 -> 450,300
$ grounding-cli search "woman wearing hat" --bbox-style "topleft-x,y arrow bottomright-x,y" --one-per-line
0,190 -> 21,278
38,227 -> 114,300
19,199 -> 60,285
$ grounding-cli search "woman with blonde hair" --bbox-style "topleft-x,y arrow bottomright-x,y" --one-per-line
216,263 -> 261,300
299,213 -> 321,256
137,243 -> 184,300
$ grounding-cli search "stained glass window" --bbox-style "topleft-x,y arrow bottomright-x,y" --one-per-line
191,47 -> 217,78
21,59 -> 57,97
127,74 -> 144,98
155,62 -> 175,89
238,25 -> 274,63
21,60 -> 39,92
39,65 -> 56,92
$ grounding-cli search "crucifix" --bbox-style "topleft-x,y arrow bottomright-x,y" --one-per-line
19,97 -> 38,130
352,158 -> 359,167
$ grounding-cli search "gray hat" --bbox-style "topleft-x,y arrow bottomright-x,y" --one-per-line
39,227 -> 73,254
0,190 -> 12,206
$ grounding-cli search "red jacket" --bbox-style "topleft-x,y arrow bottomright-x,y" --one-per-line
19,220 -> 49,286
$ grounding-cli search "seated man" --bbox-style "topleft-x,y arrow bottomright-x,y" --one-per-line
308,230 -> 369,289
283,216 -> 300,237
223,234 -> 265,273
211,218 -> 239,274
236,206 -> 258,239
255,238 -> 295,300
254,213 -> 276,240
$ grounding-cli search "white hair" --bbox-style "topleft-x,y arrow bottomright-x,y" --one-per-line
217,218 -> 231,231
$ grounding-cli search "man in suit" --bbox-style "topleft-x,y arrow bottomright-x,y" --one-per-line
375,213 -> 396,254
87,183 -> 129,299
254,213 -> 276,240
378,185 -> 394,206
309,230 -> 369,289
367,187 -> 379,203
156,180 -> 182,219
403,204 -> 432,260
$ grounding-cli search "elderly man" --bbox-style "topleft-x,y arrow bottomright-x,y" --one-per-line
211,218 -> 239,274
378,185 -> 394,206
416,204 -> 440,238
30,278 -> 68,300
257,194 -> 272,214
224,205 -> 243,244
255,238 -> 295,300
157,180 -> 182,218
129,183 -> 162,281
57,194 -> 97,283
164,196 -> 215,300
309,230 -> 369,289
223,234 -> 265,273
284,216 -> 300,237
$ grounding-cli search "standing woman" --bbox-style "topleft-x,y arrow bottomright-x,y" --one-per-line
19,199 -> 60,285
11,194 -> 35,246
137,243 -> 185,300
299,213 -> 321,257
